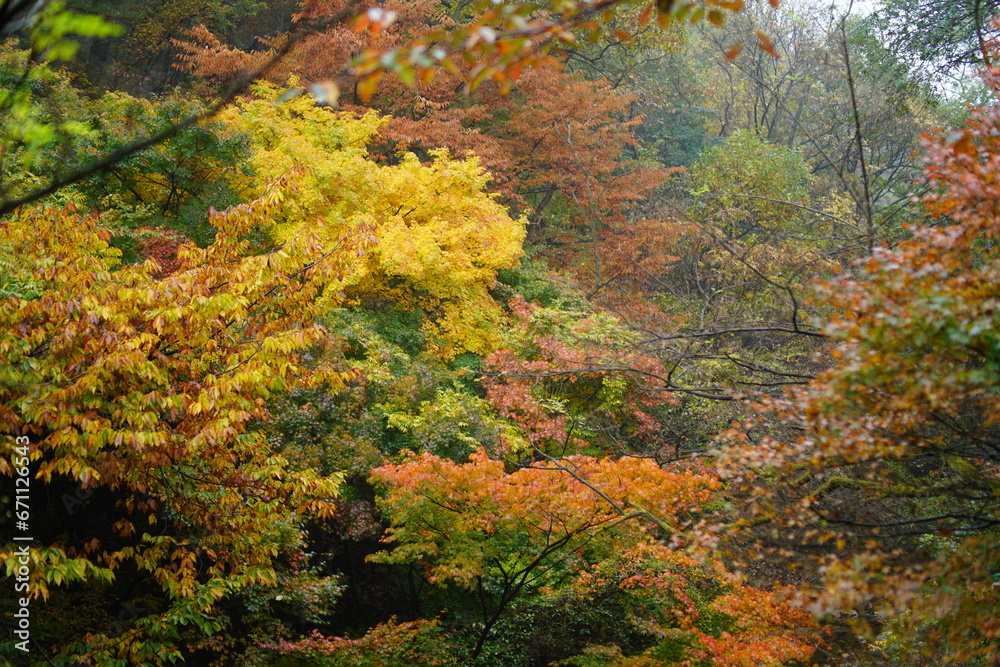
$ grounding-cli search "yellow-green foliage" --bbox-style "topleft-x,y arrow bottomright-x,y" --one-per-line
385,387 -> 530,459
218,83 -> 527,357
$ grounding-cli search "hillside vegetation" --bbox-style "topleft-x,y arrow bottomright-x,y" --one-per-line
2,1 -> 999,665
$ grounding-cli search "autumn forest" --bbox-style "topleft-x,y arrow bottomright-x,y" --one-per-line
1,0 -> 998,664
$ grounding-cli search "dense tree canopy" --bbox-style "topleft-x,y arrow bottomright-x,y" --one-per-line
2,0 -> 1000,665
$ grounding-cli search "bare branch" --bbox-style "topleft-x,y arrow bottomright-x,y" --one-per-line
699,191 -> 863,233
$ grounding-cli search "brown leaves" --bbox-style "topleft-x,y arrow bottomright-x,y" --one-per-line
755,30 -> 779,59
716,60 -> 1000,665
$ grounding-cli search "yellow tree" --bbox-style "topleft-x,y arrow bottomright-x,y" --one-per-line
0,189 -> 358,663
217,85 -> 527,357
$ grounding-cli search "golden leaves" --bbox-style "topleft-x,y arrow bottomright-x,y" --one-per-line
0,194 -> 355,648
222,89 -> 525,357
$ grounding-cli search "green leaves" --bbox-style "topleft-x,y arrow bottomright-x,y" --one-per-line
690,129 -> 809,237
30,3 -> 122,62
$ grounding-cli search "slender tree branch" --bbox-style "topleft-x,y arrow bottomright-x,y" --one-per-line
700,191 -> 863,232
839,8 -> 875,252
0,1 -> 363,218
975,0 -> 993,68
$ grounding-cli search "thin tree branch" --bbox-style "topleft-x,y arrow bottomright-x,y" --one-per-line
0,1 -> 362,218
839,8 -> 875,252
700,191 -> 863,232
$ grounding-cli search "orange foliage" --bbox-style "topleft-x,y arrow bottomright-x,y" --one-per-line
371,451 -> 822,665
566,543 -> 824,666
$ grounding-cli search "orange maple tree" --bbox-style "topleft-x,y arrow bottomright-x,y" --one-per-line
370,448 -> 822,664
